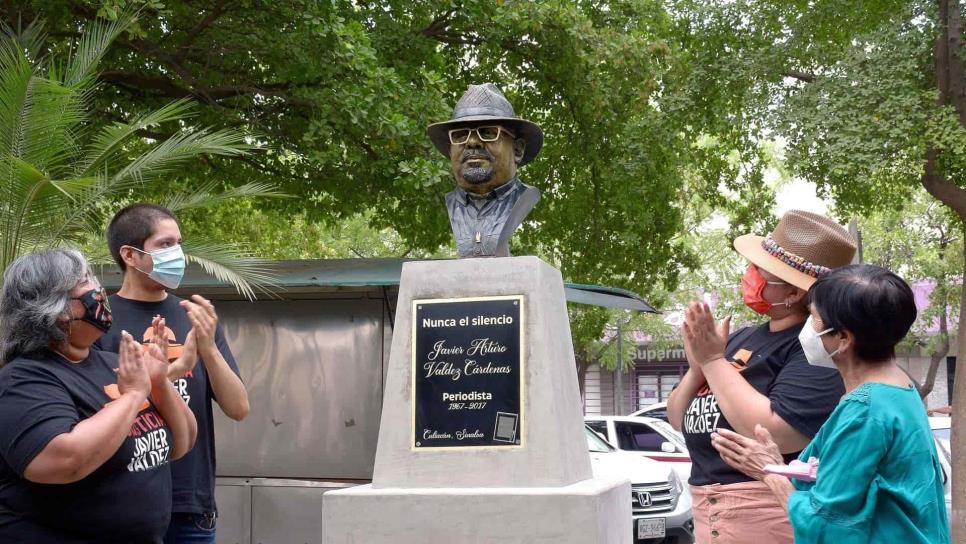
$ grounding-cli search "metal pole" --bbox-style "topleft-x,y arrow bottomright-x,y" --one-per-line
849,218 -> 864,264
615,318 -> 624,415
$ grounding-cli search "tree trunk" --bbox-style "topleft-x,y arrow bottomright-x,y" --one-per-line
920,300 -> 950,400
950,220 -> 966,542
897,350 -> 944,402
926,2 -> 966,539
921,351 -> 946,399
576,356 -> 589,400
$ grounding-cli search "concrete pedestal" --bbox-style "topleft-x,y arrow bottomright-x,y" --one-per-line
323,478 -> 630,544
323,257 -> 630,544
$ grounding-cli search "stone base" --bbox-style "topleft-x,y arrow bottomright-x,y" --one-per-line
373,257 -> 592,489
322,477 -> 631,544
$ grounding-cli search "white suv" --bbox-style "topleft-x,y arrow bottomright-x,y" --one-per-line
586,416 -> 692,481
929,417 -> 952,521
586,425 -> 694,543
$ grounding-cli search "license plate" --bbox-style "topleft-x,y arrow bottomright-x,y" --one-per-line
637,518 -> 666,539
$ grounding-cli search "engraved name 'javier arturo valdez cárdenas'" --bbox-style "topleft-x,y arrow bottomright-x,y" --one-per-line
422,339 -> 512,381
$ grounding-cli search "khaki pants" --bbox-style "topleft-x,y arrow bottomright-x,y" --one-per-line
690,481 -> 794,544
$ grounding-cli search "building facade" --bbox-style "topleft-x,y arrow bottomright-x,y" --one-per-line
583,342 -> 955,416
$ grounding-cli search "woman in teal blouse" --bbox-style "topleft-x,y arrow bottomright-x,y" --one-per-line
685,264 -> 949,543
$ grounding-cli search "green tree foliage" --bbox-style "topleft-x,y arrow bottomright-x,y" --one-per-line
0,13 -> 278,297
569,198 -> 769,397
677,0 -> 966,535
859,188 -> 962,399
2,0 -> 779,302
176,200 -> 448,260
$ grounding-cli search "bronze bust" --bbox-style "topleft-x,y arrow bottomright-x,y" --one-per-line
427,83 -> 542,258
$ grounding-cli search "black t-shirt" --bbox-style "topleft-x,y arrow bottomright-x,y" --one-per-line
682,322 -> 845,486
0,350 -> 172,543
94,294 -> 240,515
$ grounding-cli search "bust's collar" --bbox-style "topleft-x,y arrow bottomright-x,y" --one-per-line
455,177 -> 521,204
492,177 -> 521,200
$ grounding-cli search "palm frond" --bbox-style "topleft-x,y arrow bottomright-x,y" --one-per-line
0,17 -> 47,64
0,37 -> 33,161
76,99 -> 197,178
0,36 -> 34,255
0,11 -> 270,291
110,128 -> 253,187
182,240 -> 281,301
0,39 -> 87,175
63,10 -> 137,87
164,180 -> 288,212
40,171 -> 139,247
0,154 -> 46,269
16,174 -> 102,247
17,77 -> 88,174
69,230 -> 114,266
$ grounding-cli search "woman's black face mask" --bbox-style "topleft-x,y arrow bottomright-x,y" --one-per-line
71,288 -> 113,333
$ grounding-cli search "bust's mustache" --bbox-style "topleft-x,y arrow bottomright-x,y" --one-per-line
461,148 -> 494,163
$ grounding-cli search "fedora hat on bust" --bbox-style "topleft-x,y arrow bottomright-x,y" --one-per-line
734,210 -> 857,291
427,83 -> 544,166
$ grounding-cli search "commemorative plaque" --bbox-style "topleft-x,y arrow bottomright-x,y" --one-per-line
412,295 -> 524,449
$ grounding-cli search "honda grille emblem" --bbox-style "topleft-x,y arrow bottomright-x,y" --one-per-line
636,491 -> 652,507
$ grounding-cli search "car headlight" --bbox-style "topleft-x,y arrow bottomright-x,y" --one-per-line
668,470 -> 683,498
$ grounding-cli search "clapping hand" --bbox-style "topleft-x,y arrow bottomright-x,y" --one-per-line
180,295 -> 218,354
682,301 -> 730,367
117,331 -> 151,398
711,424 -> 784,481
143,316 -> 170,390
167,329 -> 198,380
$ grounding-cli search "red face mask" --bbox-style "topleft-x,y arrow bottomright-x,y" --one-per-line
741,264 -> 787,315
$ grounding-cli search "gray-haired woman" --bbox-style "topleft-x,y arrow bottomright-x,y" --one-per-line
0,249 -> 197,543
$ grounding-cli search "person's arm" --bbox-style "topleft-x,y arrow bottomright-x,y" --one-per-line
143,318 -> 197,460
182,295 -> 249,421
150,379 -> 197,460
167,329 -> 198,381
763,474 -> 796,513
24,333 -> 152,484
667,367 -> 705,432
784,410 -> 889,541
711,424 -> 785,481
719,397 -> 890,539
667,311 -> 723,431
699,358 -> 810,452
24,392 -> 146,484
683,302 -> 810,453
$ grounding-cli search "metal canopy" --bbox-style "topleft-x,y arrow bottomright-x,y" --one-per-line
562,283 -> 658,313
94,258 -> 657,313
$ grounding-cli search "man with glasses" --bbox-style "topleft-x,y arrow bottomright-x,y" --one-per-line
427,83 -> 543,258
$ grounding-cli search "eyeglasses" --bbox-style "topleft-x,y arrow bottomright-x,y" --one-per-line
448,126 -> 516,145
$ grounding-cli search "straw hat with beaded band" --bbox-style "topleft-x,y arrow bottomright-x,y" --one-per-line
733,210 -> 857,291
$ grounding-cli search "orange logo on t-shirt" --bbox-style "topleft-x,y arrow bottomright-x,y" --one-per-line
730,348 -> 754,370
103,383 -> 151,411
142,325 -> 191,378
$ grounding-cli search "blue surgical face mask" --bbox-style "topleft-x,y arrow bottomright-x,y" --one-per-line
131,245 -> 186,289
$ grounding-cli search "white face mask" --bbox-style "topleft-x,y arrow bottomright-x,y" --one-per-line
798,315 -> 841,368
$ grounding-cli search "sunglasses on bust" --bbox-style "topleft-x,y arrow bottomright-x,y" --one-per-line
448,126 -> 516,145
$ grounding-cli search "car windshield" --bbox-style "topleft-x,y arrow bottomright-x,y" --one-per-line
650,420 -> 687,450
586,426 -> 614,453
